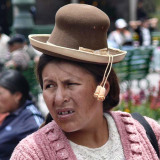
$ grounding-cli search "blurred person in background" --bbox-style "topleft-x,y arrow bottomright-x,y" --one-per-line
0,69 -> 44,160
0,113 -> 9,125
5,34 -> 30,70
108,18 -> 133,48
26,44 -> 42,63
136,0 -> 147,21
130,17 -> 159,46
0,26 -> 10,66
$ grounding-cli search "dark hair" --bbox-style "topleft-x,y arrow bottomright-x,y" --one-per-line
7,34 -> 26,46
0,69 -> 31,106
36,54 -> 120,126
0,26 -> 3,34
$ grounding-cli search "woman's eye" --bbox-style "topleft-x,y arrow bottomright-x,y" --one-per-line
68,83 -> 74,85
45,84 -> 55,89
68,83 -> 79,86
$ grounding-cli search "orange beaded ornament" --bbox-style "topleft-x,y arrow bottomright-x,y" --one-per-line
94,52 -> 113,101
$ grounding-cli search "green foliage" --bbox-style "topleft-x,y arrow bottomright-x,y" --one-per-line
22,61 -> 41,99
114,100 -> 160,120
114,88 -> 160,121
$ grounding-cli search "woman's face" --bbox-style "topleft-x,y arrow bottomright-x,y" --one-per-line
42,61 -> 103,132
0,86 -> 20,113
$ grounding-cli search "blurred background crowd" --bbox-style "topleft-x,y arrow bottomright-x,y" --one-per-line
0,0 -> 160,159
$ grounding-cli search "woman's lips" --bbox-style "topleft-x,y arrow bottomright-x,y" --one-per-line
56,108 -> 75,121
57,110 -> 74,115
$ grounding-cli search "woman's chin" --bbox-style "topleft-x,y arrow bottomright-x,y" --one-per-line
59,124 -> 79,133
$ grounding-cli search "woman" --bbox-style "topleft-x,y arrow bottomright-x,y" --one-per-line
11,4 -> 160,160
0,69 -> 44,160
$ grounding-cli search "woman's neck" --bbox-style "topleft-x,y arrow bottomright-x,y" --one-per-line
65,115 -> 109,148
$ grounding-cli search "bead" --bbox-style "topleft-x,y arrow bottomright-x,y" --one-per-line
47,131 -> 59,142
97,87 -> 106,101
122,117 -> 134,124
94,85 -> 102,98
57,149 -> 69,159
125,124 -> 136,134
129,134 -> 139,143
131,143 -> 142,153
53,141 -> 64,151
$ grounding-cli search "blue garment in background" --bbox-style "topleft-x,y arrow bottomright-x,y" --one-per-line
0,100 -> 44,160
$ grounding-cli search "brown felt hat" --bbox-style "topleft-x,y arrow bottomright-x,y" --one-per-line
29,3 -> 126,64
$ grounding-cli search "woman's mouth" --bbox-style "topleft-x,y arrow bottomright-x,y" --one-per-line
58,110 -> 74,115
56,108 -> 75,121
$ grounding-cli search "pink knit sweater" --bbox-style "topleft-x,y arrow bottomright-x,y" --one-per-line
10,111 -> 160,160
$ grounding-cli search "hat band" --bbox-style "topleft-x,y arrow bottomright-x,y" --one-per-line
47,41 -> 109,56
79,47 -> 109,55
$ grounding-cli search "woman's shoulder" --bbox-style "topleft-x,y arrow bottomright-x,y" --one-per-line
10,121 -> 73,160
109,110 -> 131,120
143,116 -> 160,140
18,120 -> 61,146
110,111 -> 160,159
110,111 -> 160,127
111,110 -> 160,123
110,111 -> 160,140
10,121 -> 58,159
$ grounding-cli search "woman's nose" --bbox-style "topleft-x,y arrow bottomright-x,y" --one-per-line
54,87 -> 66,106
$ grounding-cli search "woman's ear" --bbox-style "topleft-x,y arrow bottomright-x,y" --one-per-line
104,81 -> 110,97
14,92 -> 22,104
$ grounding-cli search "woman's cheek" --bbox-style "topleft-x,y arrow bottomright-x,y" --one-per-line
43,91 -> 51,106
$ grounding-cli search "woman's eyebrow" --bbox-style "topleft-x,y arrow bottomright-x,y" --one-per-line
61,79 -> 74,84
61,78 -> 81,84
43,79 -> 54,83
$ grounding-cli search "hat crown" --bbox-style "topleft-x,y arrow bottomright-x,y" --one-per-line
48,4 -> 110,50
29,4 -> 126,64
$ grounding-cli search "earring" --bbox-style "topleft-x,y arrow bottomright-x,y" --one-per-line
94,85 -> 102,98
97,87 -> 106,101
93,52 -> 113,102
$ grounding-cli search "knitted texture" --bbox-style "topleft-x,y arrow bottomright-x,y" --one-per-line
69,113 -> 125,160
10,111 -> 160,160
10,121 -> 77,160
111,111 -> 160,160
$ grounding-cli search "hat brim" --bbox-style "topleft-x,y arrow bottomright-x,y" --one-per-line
29,34 -> 127,64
